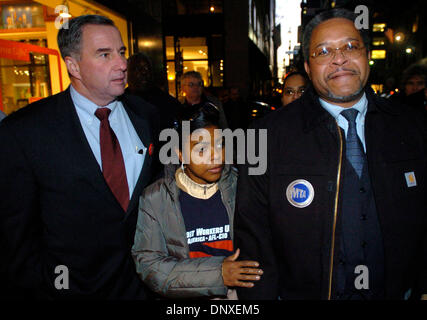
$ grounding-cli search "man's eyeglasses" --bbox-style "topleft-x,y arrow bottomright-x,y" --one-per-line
283,87 -> 306,96
183,81 -> 203,88
310,41 -> 366,65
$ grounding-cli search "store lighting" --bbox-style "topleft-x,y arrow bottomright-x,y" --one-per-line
395,32 -> 404,42
373,23 -> 386,33
60,0 -> 72,18
371,50 -> 386,59
210,6 -> 215,12
60,11 -> 72,18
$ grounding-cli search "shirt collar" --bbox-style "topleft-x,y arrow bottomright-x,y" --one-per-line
319,93 -> 368,120
70,85 -> 118,122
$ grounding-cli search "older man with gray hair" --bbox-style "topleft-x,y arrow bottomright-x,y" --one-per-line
0,15 -> 158,299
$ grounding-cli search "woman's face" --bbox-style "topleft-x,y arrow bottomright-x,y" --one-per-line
179,125 -> 225,184
281,74 -> 308,106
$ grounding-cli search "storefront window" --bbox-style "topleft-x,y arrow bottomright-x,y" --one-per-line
0,51 -> 51,114
166,35 -> 224,98
0,4 -> 45,29
166,61 -> 176,98
0,38 -> 59,115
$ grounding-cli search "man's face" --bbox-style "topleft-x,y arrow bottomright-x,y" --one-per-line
304,18 -> 370,107
182,76 -> 203,104
67,24 -> 127,106
405,75 -> 425,96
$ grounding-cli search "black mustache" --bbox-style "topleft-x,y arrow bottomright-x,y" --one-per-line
327,68 -> 358,80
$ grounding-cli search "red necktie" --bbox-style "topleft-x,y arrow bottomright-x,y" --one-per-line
95,108 -> 129,212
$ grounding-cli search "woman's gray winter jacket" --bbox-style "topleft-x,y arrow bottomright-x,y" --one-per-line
132,165 -> 237,298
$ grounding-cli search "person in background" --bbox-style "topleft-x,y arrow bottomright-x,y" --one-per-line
0,15 -> 159,299
127,52 -> 182,131
234,8 -> 426,300
180,71 -> 228,129
391,63 -> 427,112
127,52 -> 183,178
403,64 -> 427,96
132,102 -> 263,299
224,86 -> 249,130
281,71 -> 309,107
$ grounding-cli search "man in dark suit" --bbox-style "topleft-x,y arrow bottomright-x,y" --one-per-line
0,15 -> 159,299
234,8 -> 426,300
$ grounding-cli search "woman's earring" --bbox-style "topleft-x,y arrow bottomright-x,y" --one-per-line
181,162 -> 185,171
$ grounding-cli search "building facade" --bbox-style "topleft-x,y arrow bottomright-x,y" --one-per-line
99,0 -> 279,101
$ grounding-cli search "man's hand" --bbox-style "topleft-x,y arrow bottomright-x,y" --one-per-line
222,248 -> 263,288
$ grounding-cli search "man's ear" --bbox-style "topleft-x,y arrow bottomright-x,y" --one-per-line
304,61 -> 312,80
64,56 -> 81,80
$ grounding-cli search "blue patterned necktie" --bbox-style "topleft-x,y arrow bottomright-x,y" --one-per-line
341,108 -> 365,178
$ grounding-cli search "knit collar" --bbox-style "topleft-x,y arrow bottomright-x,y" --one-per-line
175,167 -> 219,199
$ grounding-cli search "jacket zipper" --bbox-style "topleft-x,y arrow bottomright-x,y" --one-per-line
328,121 -> 344,300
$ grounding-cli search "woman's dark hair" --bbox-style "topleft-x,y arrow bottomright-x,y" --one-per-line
174,102 -> 220,150
282,71 -> 310,89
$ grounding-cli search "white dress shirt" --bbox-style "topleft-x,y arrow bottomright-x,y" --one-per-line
70,85 -> 146,197
319,93 -> 368,152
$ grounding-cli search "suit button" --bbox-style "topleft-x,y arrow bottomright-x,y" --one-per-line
361,241 -> 367,248
359,187 -> 366,193
360,214 -> 367,221
339,259 -> 345,265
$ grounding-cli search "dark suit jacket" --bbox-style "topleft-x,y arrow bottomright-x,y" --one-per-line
234,86 -> 426,300
0,87 -> 160,299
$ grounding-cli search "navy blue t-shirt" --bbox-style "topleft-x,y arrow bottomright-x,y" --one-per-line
179,190 -> 233,258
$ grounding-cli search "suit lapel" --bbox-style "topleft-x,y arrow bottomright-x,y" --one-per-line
53,89 -> 156,217
54,88 -> 123,210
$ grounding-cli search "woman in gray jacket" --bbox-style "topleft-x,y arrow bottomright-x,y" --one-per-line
132,102 -> 263,299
